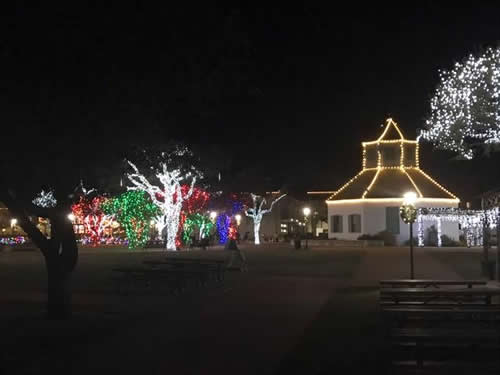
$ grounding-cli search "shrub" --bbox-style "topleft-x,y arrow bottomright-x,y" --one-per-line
357,234 -> 380,240
376,230 -> 396,246
440,235 -> 461,247
358,231 -> 395,245
403,237 -> 419,246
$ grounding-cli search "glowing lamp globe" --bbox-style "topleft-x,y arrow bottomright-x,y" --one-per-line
303,207 -> 311,217
403,192 -> 418,206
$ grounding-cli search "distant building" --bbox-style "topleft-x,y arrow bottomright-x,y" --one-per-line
325,118 -> 460,244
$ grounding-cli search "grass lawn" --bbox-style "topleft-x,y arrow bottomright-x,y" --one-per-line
0,243 -> 367,374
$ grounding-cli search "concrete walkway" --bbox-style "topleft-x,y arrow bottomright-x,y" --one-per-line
275,247 -> 464,374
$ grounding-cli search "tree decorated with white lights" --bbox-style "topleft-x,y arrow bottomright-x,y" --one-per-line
245,193 -> 286,245
126,153 -> 199,250
33,190 -> 57,208
421,47 -> 500,159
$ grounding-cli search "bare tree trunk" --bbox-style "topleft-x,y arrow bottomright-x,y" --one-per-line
46,255 -> 72,319
1,187 -> 78,320
254,220 -> 261,245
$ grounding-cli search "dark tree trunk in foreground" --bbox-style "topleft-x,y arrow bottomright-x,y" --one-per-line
0,189 -> 78,319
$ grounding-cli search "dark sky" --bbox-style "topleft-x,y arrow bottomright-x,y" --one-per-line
2,3 -> 500,201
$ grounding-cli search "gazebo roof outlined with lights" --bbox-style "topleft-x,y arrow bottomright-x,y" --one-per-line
326,118 -> 460,244
326,118 -> 459,203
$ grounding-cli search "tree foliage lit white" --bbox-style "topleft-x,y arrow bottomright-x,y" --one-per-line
32,190 -> 57,208
421,47 -> 500,159
245,193 -> 286,245
126,160 -> 196,251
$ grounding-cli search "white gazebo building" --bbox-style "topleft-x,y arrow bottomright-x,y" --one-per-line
326,118 -> 460,245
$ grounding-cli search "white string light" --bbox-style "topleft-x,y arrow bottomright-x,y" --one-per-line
245,193 -> 286,245
417,207 -> 498,247
127,160 -> 196,251
32,190 -> 57,208
422,47 -> 500,159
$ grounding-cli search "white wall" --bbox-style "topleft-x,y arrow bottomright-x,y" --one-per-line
327,200 -> 460,245
327,203 -> 364,240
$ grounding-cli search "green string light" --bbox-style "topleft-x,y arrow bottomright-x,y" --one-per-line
182,213 -> 214,245
101,191 -> 160,249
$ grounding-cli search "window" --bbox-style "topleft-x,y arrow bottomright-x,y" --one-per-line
330,215 -> 343,233
385,207 -> 400,234
348,214 -> 361,233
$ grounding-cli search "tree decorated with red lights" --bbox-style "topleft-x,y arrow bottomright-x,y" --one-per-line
71,196 -> 114,246
176,185 -> 211,247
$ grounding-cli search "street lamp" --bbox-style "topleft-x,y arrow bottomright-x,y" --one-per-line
400,192 -> 418,279
235,214 -> 242,226
303,207 -> 311,249
210,211 -> 217,222
67,213 -> 75,222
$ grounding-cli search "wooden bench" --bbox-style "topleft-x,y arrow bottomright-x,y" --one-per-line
380,279 -> 486,289
380,283 -> 500,369
380,287 -> 500,306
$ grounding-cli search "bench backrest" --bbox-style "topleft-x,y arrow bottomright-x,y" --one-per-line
380,288 -> 500,307
380,280 -> 486,288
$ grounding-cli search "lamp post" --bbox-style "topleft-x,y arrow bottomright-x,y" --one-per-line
400,192 -> 417,279
303,207 -> 311,249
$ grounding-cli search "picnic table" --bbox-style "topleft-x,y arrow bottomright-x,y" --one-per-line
112,265 -> 214,295
143,258 -> 225,282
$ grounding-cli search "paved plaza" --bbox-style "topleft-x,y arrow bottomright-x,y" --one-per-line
0,244 -> 489,374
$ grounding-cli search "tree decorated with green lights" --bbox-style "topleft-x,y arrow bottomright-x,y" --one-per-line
101,190 -> 159,249
182,213 -> 214,245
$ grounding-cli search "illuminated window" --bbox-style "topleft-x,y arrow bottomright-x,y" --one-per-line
348,214 -> 361,233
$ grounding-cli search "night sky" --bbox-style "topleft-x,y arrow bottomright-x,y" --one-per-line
2,4 -> 500,202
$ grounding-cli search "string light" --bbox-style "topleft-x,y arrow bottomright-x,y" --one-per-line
417,207 -> 499,247
182,213 -> 214,244
71,196 -> 115,246
32,190 -> 57,208
101,191 -> 159,249
216,213 -> 231,244
421,47 -> 500,159
245,193 -> 286,245
327,118 -> 459,202
126,160 -> 197,251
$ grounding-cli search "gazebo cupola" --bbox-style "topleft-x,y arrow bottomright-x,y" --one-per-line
362,118 -> 419,170
327,118 -> 459,203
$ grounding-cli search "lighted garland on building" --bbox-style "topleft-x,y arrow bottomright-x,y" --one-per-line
32,190 -> 57,208
417,207 -> 499,247
71,196 -> 115,246
101,191 -> 159,249
421,47 -> 500,159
